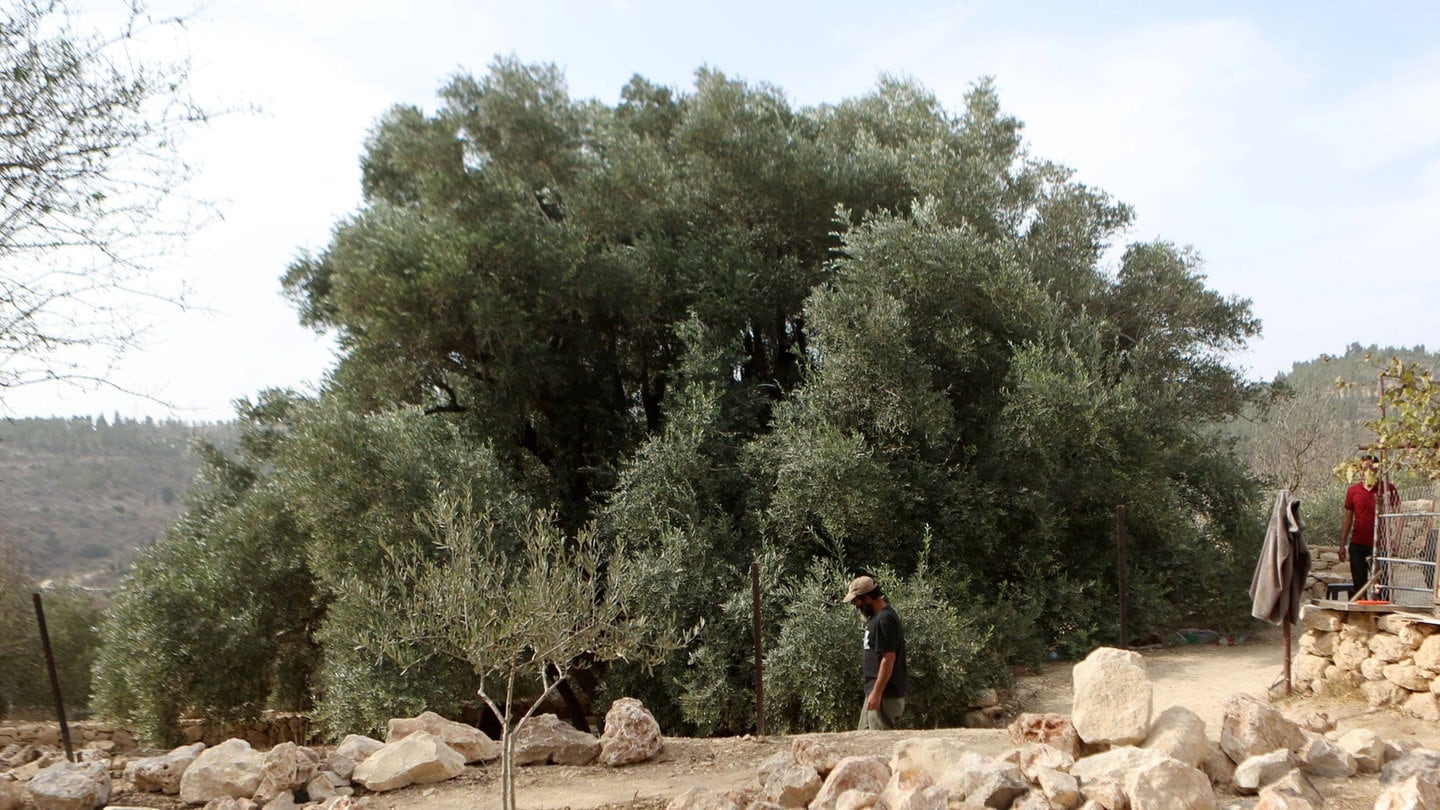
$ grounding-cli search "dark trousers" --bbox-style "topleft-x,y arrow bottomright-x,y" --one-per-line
1349,543 -> 1372,595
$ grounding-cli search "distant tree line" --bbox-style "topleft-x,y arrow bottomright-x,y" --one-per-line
93,60 -> 1266,744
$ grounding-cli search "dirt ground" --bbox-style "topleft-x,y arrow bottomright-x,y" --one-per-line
347,623 -> 1440,810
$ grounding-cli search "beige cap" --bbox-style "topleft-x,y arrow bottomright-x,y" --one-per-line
841,575 -> 877,604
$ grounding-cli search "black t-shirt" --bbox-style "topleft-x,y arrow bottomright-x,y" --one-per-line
861,604 -> 910,697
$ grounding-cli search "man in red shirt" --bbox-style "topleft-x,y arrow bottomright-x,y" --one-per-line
1340,453 -> 1398,595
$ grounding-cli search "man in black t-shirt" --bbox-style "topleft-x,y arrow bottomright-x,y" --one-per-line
841,574 -> 910,730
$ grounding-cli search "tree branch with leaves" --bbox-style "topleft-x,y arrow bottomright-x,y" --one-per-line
345,486 -> 684,810
0,0 -> 211,398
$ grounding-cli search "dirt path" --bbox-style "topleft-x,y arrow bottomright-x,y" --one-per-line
369,625 -> 1440,809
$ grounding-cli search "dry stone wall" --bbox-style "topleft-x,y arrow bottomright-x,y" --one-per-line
1294,605 -> 1440,720
1306,544 -> 1354,598
0,712 -> 313,754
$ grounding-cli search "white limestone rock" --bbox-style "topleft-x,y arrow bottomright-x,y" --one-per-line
1234,750 -> 1293,793
332,734 -> 383,767
24,760 -> 110,810
1298,607 -> 1341,633
664,787 -> 748,810
809,757 -> 890,810
951,760 -> 1027,809
350,730 -> 465,792
513,713 -> 600,766
1073,745 -> 1163,778
1219,694 -> 1305,763
1370,633 -> 1411,663
123,742 -> 204,794
1333,727 -> 1384,773
1140,705 -> 1208,768
1404,692 -> 1440,721
889,738 -> 972,783
1072,647 -> 1152,746
1253,769 -> 1323,810
1415,636 -> 1440,671
1017,743 -> 1075,781
878,765 -> 949,810
386,710 -> 499,764
179,739 -> 265,806
1124,755 -> 1215,810
762,760 -> 821,808
1035,766 -> 1081,808
791,738 -> 846,776
1291,653 -> 1329,685
1297,735 -> 1357,778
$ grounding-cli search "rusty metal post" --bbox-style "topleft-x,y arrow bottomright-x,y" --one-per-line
32,593 -> 74,762
751,562 -> 765,736
1283,619 -> 1293,695
1116,505 -> 1129,649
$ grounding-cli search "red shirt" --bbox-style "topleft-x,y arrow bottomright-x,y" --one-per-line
1345,480 -> 1397,547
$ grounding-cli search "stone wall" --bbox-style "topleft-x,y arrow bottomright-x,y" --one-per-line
0,721 -> 137,753
0,711 -> 314,754
1304,544 -> 1351,599
1293,605 -> 1440,721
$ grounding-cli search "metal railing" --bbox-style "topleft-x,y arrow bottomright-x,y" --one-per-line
1374,485 -> 1438,608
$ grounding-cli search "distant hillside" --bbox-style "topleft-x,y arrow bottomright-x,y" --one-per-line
1231,343 -> 1438,543
0,416 -> 238,589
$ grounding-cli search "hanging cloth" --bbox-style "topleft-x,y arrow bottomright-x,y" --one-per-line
1249,489 -> 1311,624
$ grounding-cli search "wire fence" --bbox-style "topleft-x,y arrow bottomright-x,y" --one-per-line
1375,482 -> 1439,608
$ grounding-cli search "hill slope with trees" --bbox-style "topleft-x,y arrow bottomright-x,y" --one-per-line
0,417 -> 236,586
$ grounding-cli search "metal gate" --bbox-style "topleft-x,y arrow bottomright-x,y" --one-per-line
1373,483 -> 1439,608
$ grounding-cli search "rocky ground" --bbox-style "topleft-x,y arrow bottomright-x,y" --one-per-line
11,622 -> 1440,809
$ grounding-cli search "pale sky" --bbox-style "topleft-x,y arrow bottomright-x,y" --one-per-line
6,0 -> 1438,422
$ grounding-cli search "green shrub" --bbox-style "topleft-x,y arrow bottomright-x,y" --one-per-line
764,560 -> 1006,733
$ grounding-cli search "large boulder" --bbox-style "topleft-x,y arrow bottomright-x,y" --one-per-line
252,742 -> 320,805
351,730 -> 465,792
179,738 -> 265,805
123,742 -> 205,793
810,757 -> 890,810
762,759 -> 822,808
332,734 -> 383,766
889,738 -> 974,782
1219,694 -> 1304,763
1072,647 -> 1152,745
1334,727 -> 1385,773
1234,750 -> 1293,793
387,710 -> 499,764
1071,746 -> 1169,785
1124,755 -> 1215,810
24,760 -> 110,810
879,765 -> 949,810
1140,706 -> 1208,768
948,760 -> 1027,809
513,714 -> 601,766
597,698 -> 663,767
1297,735 -> 1356,778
